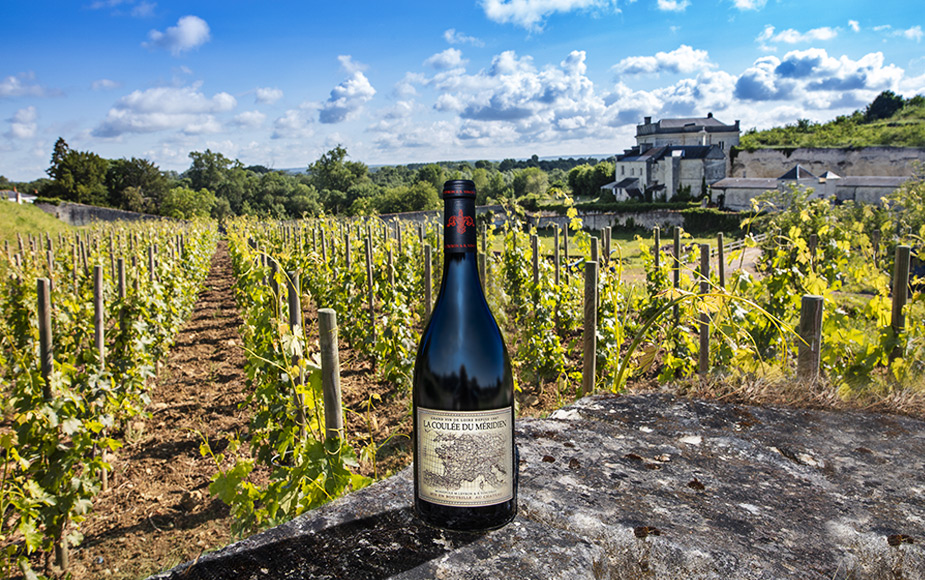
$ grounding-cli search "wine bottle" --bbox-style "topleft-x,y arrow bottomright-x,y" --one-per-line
412,179 -> 517,531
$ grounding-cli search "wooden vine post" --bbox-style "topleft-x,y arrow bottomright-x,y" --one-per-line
318,308 -> 344,440
673,226 -> 681,323
94,266 -> 105,368
364,237 -> 377,368
531,234 -> 539,287
553,226 -> 560,287
797,295 -> 824,381
653,226 -> 660,271
424,244 -> 433,321
287,271 -> 308,440
891,245 -> 911,360
479,226 -> 487,289
37,278 -> 53,401
582,261 -> 598,396
716,232 -> 726,289
697,244 -> 711,374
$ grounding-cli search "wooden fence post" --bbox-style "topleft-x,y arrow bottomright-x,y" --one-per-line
37,278 -> 53,401
582,261 -> 598,397
424,244 -> 433,322
717,232 -> 726,289
699,244 -> 710,375
891,245 -> 911,359
797,295 -> 824,381
318,308 -> 344,441
287,271 -> 308,440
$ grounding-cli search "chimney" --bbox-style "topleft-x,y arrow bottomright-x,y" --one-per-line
644,116 -> 651,125
707,112 -> 713,118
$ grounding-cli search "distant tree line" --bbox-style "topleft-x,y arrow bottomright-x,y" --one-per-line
3,139 -> 616,220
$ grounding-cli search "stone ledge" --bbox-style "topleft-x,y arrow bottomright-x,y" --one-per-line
150,394 -> 925,579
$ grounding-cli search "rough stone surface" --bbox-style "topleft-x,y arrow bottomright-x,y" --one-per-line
35,201 -> 164,226
150,394 -> 925,579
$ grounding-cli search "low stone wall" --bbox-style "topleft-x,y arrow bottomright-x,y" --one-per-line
35,201 -> 166,226
151,393 -> 925,579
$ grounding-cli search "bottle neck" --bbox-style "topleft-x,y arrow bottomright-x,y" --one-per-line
443,197 -> 477,254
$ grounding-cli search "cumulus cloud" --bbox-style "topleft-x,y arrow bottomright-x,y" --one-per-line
232,110 -> 266,128
255,87 -> 283,104
0,73 -> 46,98
272,106 -> 316,139
735,49 -> 903,105
145,15 -> 211,56
424,48 -> 468,70
444,29 -> 484,47
92,78 -> 121,91
481,0 -> 618,31
319,58 -> 376,124
613,45 -> 713,75
93,85 -> 236,137
6,106 -> 37,139
657,0 -> 690,12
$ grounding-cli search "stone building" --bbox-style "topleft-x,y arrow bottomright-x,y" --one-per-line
635,112 -> 741,151
711,164 -> 910,211
604,113 -> 740,201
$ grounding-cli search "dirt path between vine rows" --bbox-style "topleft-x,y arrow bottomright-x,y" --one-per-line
64,240 -> 250,580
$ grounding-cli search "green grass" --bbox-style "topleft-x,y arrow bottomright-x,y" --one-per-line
0,201 -> 73,245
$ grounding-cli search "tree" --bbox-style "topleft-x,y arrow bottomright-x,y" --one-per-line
161,186 -> 216,219
309,146 -> 370,201
105,157 -> 169,213
512,167 -> 548,198
186,149 -> 235,192
45,138 -> 109,205
865,90 -> 904,122
415,164 -> 446,191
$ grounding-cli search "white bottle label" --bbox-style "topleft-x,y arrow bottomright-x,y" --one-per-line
416,407 -> 514,507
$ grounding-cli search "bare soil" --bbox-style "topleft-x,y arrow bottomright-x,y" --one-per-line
48,241 -> 417,580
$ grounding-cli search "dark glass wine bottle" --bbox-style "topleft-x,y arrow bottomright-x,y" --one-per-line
412,179 -> 517,532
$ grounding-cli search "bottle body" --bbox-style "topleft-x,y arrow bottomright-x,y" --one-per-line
412,180 -> 517,531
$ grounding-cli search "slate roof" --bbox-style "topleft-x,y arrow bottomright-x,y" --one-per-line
778,165 -> 817,180
617,145 -> 725,163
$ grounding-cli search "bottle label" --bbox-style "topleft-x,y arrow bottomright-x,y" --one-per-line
416,407 -> 514,507
444,198 -> 477,253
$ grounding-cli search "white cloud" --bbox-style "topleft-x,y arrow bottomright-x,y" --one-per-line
899,26 -> 923,42
444,29 -> 484,47
848,20 -> 860,33
657,0 -> 690,12
424,48 -> 468,70
757,25 -> 838,46
255,87 -> 283,104
337,55 -> 368,74
92,78 -> 121,91
232,110 -> 266,128
480,0 -> 618,31
734,49 -> 903,106
731,0 -> 765,9
272,106 -> 316,139
0,73 -> 46,98
145,15 -> 211,56
320,60 -> 377,124
93,85 -> 236,137
613,45 -> 713,75
6,106 -> 38,139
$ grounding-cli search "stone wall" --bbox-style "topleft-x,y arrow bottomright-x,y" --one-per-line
35,201 -> 166,226
730,147 -> 925,179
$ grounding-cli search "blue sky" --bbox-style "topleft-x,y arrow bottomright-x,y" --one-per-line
2,0 -> 923,181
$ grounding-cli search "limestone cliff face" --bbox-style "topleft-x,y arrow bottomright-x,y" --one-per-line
730,147 -> 925,179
